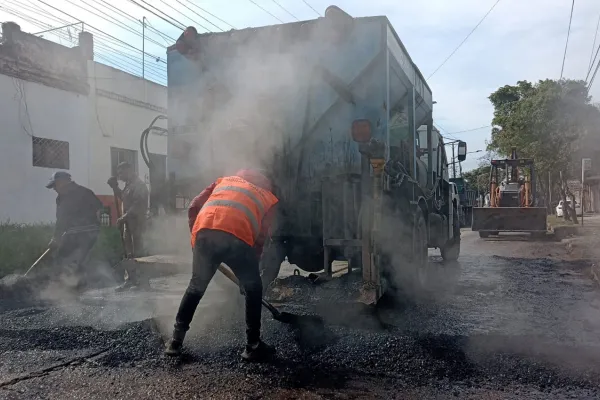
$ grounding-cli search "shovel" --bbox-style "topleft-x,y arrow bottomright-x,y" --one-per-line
217,264 -> 326,328
24,248 -> 52,277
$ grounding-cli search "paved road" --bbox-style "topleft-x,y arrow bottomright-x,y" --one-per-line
1,231 -> 600,399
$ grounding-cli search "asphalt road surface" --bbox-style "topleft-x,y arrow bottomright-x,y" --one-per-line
1,230 -> 600,399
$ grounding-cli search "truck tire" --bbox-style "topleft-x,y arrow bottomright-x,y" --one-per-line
441,209 -> 461,262
479,231 -> 490,238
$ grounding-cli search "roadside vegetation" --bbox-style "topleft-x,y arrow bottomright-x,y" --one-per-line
0,222 -> 122,277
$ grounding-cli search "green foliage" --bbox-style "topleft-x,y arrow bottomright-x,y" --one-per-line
0,222 -> 122,277
462,165 -> 491,194
487,79 -> 600,180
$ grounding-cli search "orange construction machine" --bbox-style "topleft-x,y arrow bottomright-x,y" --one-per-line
472,147 -> 547,238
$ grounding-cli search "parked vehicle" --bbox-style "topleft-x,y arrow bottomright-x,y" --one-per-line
556,200 -> 582,217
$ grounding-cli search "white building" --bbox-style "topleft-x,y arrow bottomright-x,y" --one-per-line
0,22 -> 167,225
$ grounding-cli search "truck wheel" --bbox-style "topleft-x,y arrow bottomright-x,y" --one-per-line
479,231 -> 490,238
441,210 -> 461,262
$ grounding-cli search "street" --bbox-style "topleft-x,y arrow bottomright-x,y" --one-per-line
1,230 -> 600,399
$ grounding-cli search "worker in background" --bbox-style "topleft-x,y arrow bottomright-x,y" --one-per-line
46,171 -> 103,289
107,161 -> 149,291
165,168 -> 279,362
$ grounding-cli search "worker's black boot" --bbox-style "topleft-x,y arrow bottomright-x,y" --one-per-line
241,340 -> 275,362
165,330 -> 185,357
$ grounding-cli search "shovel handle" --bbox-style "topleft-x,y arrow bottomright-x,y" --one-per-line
24,248 -> 52,277
216,264 -> 281,318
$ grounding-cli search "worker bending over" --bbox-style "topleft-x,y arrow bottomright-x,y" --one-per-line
46,171 -> 103,289
165,168 -> 278,362
107,161 -> 149,291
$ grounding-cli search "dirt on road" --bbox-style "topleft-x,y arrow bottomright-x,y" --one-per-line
1,230 -> 600,399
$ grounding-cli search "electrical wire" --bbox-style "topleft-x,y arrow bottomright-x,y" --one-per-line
588,12 -> 600,75
65,0 -> 167,49
1,4 -> 167,83
300,0 -> 321,17
427,0 -> 501,79
173,0 -> 225,31
271,0 -> 299,21
125,0 -> 186,30
93,0 -> 177,42
560,0 -> 575,80
35,0 -> 169,63
156,0 -> 211,32
179,0 -> 236,29
447,125 -> 491,135
247,0 -> 285,23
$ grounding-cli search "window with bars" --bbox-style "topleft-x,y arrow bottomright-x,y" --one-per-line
32,137 -> 70,169
110,147 -> 138,177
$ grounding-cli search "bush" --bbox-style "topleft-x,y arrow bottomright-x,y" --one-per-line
0,222 -> 123,278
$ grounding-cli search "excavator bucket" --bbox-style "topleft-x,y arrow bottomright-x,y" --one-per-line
472,206 -> 547,233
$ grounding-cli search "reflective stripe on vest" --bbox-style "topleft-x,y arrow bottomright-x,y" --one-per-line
200,199 -> 260,239
191,176 -> 278,247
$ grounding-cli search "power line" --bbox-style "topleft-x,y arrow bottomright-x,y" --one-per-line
588,12 -> 600,74
560,0 -> 575,80
447,125 -> 491,135
174,0 -> 225,31
0,5 -> 166,83
93,0 -> 176,42
35,0 -> 168,64
65,0 -> 167,49
156,0 -> 211,32
271,0 -> 299,21
125,0 -> 186,30
180,0 -> 236,30
247,0 -> 285,23
427,0 -> 501,80
587,56 -> 600,91
300,0 -> 321,17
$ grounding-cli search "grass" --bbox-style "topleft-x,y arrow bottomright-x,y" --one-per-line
547,215 -> 577,228
0,222 -> 122,277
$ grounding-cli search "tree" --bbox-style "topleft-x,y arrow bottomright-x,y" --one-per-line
487,79 -> 600,221
462,164 -> 490,195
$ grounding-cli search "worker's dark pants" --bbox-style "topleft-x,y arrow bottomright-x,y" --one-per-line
55,230 -> 99,284
174,229 -> 263,345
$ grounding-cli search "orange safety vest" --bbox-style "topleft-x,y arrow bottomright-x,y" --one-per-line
191,176 -> 278,247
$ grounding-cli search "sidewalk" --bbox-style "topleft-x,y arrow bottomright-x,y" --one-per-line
562,214 -> 600,283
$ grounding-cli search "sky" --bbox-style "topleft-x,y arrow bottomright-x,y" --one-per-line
1,0 -> 600,171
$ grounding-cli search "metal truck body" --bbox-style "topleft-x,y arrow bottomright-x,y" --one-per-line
157,6 -> 461,304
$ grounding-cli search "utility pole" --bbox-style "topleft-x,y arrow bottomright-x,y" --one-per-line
548,171 -> 552,209
142,17 -> 146,79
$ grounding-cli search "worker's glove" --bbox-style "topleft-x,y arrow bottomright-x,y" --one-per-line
107,176 -> 119,189
116,214 -> 128,227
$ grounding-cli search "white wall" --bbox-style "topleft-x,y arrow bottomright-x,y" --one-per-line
0,74 -> 88,224
87,62 -> 167,198
0,63 -> 167,224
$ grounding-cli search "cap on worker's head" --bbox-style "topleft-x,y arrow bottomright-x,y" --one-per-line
116,161 -> 133,171
45,171 -> 71,188
235,168 -> 272,192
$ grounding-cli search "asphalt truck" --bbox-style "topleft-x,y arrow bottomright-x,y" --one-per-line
132,6 -> 466,305
471,147 -> 547,238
